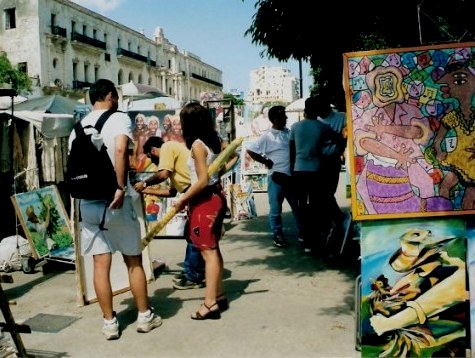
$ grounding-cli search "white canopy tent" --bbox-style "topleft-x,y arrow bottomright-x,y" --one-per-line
9,111 -> 74,138
286,98 -> 305,128
1,109 -> 75,191
123,96 -> 182,111
0,94 -> 27,110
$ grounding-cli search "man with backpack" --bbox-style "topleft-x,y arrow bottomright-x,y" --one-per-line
67,79 -> 162,340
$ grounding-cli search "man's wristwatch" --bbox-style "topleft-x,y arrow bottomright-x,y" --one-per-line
142,181 -> 147,188
118,185 -> 127,192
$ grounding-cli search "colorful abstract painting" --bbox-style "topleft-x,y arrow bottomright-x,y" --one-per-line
343,42 -> 475,220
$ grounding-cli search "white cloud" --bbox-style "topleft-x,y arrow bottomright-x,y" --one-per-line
70,0 -> 122,12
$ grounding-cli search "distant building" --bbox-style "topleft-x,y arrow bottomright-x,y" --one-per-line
0,0 -> 222,102
247,66 -> 298,104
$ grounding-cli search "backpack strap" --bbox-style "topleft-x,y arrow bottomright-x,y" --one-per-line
73,121 -> 86,137
94,109 -> 116,133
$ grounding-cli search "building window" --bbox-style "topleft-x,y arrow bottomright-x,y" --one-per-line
105,53 -> 111,62
51,13 -> 56,27
52,59 -> 57,68
104,33 -> 107,45
72,62 -> 78,81
71,21 -> 76,33
82,25 -> 86,35
84,64 -> 89,83
4,8 -> 16,29
94,67 -> 99,82
93,29 -> 97,39
18,62 -> 27,74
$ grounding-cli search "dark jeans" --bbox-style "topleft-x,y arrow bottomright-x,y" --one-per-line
322,158 -> 345,230
293,171 -> 331,251
183,242 -> 205,283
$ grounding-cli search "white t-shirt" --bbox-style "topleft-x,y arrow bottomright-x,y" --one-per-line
68,109 -> 133,166
246,127 -> 291,176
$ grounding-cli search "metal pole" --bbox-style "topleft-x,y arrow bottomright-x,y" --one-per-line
298,58 -> 303,98
417,4 -> 423,45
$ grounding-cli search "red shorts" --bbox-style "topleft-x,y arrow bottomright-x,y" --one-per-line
188,187 -> 226,250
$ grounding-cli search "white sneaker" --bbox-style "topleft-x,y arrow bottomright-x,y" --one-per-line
137,307 -> 163,333
102,317 -> 120,340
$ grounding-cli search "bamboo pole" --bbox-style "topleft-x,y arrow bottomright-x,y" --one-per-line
141,136 -> 244,249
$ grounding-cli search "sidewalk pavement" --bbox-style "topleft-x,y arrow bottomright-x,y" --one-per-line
3,177 -> 361,358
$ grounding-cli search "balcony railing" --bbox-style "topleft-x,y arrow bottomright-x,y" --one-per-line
191,73 -> 222,87
73,80 -> 93,89
51,25 -> 67,37
116,48 -> 148,64
71,31 -> 106,50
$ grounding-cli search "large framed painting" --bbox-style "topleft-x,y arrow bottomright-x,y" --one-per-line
343,42 -> 475,221
10,185 -> 74,260
127,110 -> 182,172
467,217 -> 475,352
360,217 -> 468,357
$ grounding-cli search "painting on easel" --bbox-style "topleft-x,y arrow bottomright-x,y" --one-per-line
10,185 -> 74,260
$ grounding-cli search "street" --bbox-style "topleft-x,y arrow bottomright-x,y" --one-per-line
2,176 -> 361,358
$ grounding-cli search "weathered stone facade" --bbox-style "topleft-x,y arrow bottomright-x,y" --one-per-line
0,0 -> 222,102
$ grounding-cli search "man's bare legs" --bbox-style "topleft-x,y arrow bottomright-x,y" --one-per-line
123,254 -> 149,313
93,253 -> 114,319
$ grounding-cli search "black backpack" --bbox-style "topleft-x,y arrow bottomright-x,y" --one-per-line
66,110 -> 118,202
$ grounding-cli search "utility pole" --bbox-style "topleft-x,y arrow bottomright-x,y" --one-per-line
417,1 -> 424,45
298,58 -> 303,98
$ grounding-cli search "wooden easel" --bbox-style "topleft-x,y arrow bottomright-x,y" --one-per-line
0,276 -> 30,358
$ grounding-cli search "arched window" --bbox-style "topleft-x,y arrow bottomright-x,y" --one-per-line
118,69 -> 123,85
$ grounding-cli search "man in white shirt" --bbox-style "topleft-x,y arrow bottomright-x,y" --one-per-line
68,79 -> 162,340
246,106 -> 302,248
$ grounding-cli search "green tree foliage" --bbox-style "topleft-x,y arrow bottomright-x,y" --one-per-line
0,52 -> 31,92
223,92 -> 245,106
245,0 -> 475,110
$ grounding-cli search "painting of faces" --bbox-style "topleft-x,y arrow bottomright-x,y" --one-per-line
127,110 -> 184,172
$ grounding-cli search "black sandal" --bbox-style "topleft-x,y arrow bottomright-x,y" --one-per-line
217,293 -> 229,312
191,302 -> 221,320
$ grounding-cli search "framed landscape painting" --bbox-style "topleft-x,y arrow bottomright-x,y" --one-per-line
11,185 -> 74,260
343,42 -> 475,221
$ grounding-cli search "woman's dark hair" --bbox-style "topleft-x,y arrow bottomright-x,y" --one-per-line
89,79 -> 118,105
179,102 -> 221,153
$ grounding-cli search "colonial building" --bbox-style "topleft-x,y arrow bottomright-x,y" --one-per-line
0,0 -> 222,102
247,65 -> 298,104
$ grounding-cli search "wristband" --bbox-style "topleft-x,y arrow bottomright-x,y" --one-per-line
142,180 -> 147,188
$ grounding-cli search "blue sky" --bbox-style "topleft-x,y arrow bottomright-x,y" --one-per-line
70,0 -> 312,98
